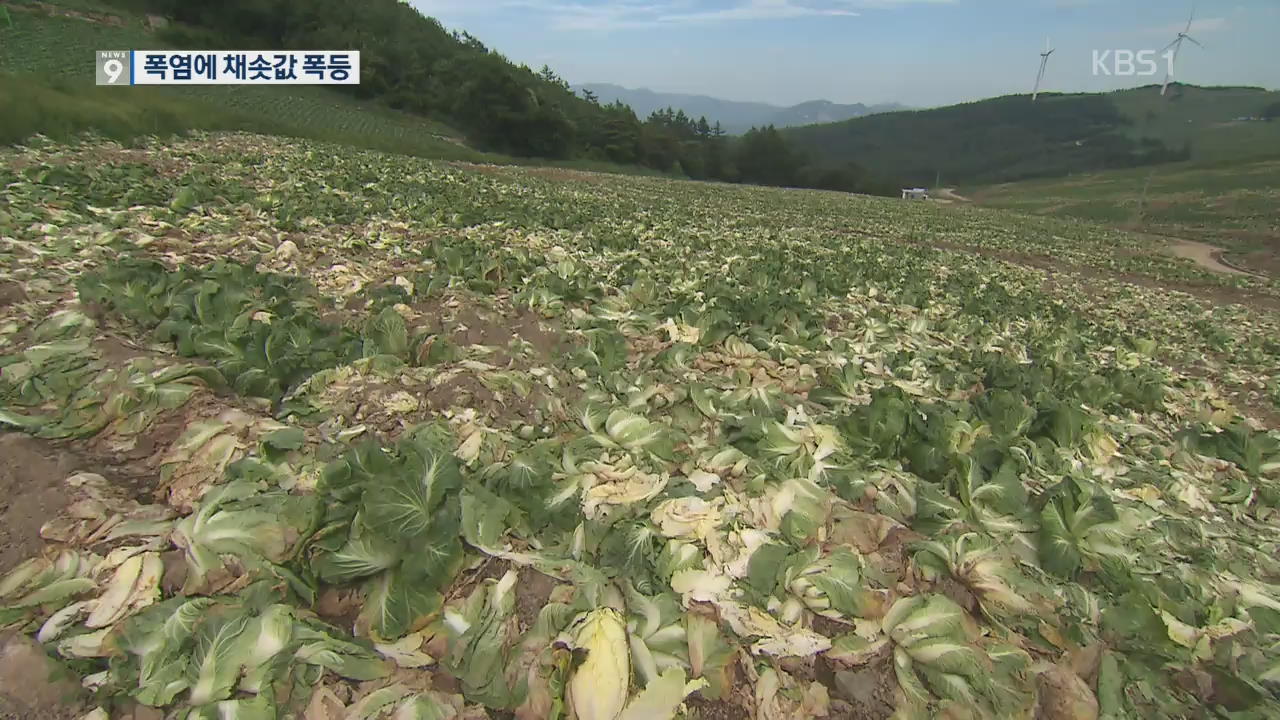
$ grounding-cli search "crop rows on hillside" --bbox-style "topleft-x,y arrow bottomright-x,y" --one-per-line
1,132 -> 1279,720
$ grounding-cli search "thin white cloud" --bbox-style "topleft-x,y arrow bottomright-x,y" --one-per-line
655,0 -> 860,25
498,1 -> 676,31
428,0 -> 949,31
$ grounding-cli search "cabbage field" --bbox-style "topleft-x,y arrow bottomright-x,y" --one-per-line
2,132 -> 1280,720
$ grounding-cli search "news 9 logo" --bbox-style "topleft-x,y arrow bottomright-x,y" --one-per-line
96,50 -> 131,86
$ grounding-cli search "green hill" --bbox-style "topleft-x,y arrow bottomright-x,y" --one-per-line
0,0 -> 676,178
1111,85 -> 1280,164
0,1 -> 498,161
1,0 -> 893,194
783,85 -> 1280,187
965,87 -> 1280,273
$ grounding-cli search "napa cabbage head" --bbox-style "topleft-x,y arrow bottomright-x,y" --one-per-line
569,607 -> 630,720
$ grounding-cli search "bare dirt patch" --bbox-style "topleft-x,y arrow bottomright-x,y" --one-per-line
423,373 -> 538,425
868,525 -> 920,586
1166,240 -> 1260,278
451,306 -> 566,365
514,567 -> 561,632
685,695 -> 752,720
0,633 -> 86,720
817,642 -> 897,720
95,335 -> 151,367
1036,663 -> 1099,720
932,188 -> 972,205
0,434 -> 78,575
314,586 -> 363,636
0,281 -> 29,308
402,298 -> 574,426
935,576 -> 979,614
409,295 -> 567,370
810,614 -> 851,640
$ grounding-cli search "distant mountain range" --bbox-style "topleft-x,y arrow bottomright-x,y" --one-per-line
572,83 -> 908,134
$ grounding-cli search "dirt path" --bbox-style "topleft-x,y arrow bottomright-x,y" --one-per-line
0,434 -> 77,575
1168,239 -> 1262,277
0,436 -> 89,720
934,188 -> 971,203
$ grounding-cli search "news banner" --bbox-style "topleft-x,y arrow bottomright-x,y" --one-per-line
95,50 -> 361,85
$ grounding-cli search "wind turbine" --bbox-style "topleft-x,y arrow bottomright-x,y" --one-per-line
1032,37 -> 1054,102
1161,7 -> 1203,96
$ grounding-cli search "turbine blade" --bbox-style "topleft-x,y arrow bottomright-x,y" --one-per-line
1185,35 -> 1203,48
1161,38 -> 1180,52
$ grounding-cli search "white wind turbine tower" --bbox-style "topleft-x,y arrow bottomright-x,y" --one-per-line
1032,37 -> 1054,102
1161,7 -> 1203,96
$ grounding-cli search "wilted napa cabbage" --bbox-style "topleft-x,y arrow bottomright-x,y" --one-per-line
567,605 -> 708,720
568,608 -> 631,720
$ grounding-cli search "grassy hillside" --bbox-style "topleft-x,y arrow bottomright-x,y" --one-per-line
784,85 -> 1280,187
0,1 -> 491,159
971,158 -> 1280,274
1114,84 -> 1280,164
972,159 -> 1280,232
0,1 -> 676,177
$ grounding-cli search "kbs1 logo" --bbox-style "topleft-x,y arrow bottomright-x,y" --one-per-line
96,50 -> 361,86
1092,49 -> 1176,77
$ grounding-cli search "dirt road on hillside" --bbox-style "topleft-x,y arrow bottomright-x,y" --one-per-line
948,191 -> 1262,279
934,188 -> 970,203
1168,239 -> 1263,277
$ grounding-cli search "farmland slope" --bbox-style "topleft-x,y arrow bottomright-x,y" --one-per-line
2,132 -> 1280,720
971,158 -> 1280,276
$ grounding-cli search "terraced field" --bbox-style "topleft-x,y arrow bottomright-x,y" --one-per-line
2,133 -> 1280,720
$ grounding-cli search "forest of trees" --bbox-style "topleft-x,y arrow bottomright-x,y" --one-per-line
784,94 -> 1191,186
99,0 -> 897,196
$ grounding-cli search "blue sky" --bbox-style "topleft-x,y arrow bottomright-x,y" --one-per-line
408,0 -> 1279,108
